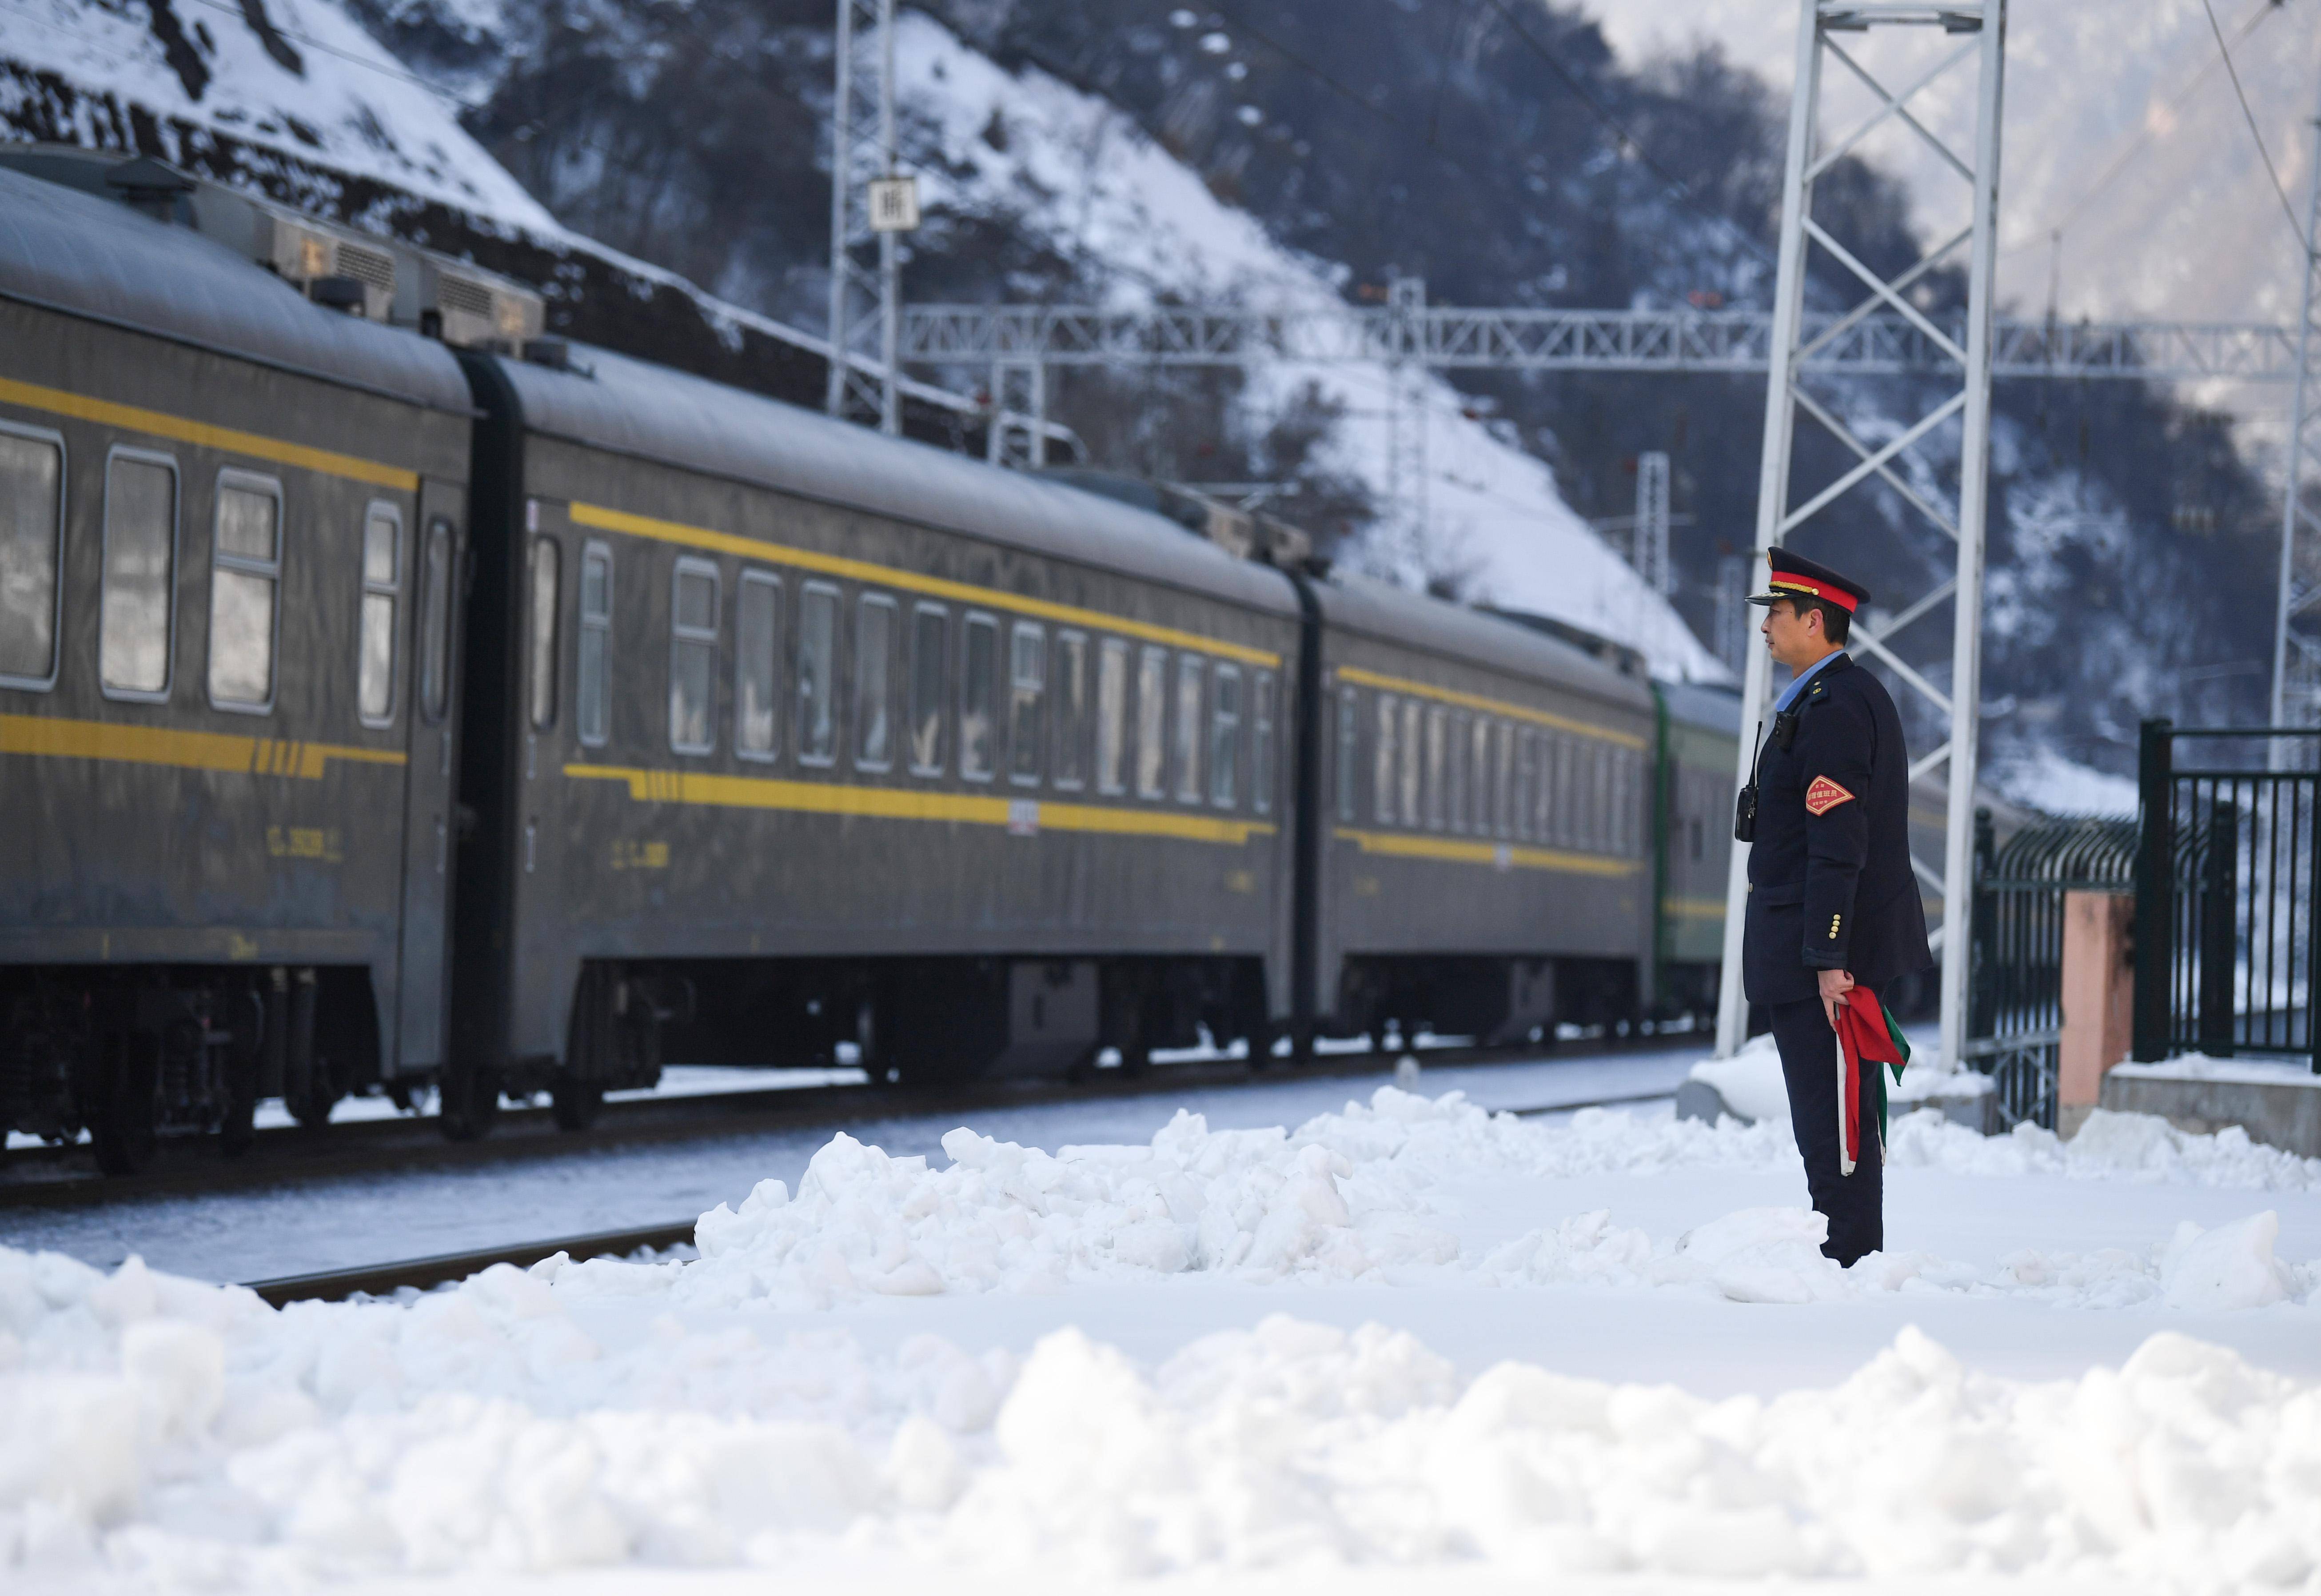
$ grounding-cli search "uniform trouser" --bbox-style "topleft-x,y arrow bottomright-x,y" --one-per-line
1768,994 -> 1883,1266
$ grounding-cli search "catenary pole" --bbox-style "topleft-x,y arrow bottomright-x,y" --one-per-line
2273,92 -> 2321,747
1715,0 -> 2007,1070
1714,0 -> 1820,1061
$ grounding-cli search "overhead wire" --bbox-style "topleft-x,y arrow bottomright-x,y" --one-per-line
2199,0 -> 2306,245
2003,0 -> 2287,255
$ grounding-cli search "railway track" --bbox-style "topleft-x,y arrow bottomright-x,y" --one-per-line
237,1083 -> 1679,1306
1,1033 -> 1704,1210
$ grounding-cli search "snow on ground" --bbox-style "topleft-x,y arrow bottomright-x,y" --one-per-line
6,1064 -> 2321,1589
893,14 -> 1727,682
1983,748 -> 2140,819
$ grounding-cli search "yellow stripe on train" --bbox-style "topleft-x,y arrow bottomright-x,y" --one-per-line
0,714 -> 406,779
564,763 -> 1279,846
1332,826 -> 1639,878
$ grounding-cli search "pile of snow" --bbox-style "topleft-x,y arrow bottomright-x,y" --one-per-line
6,1089 -> 2319,1581
3,1243 -> 2318,1582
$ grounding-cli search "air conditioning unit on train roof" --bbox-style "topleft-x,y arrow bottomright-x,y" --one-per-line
179,180 -> 544,346
237,204 -> 400,323
396,253 -> 545,349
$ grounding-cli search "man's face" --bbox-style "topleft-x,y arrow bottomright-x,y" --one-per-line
1761,598 -> 1825,670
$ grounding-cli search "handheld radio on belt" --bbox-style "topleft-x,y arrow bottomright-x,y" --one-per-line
1733,708 -> 1801,844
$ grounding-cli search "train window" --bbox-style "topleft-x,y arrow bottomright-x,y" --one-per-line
1008,622 -> 1045,786
735,568 -> 781,761
1691,816 -> 1705,862
669,557 -> 718,756
207,473 -> 282,714
1618,748 -> 1639,856
797,581 -> 839,766
1400,699 -> 1422,828
1209,664 -> 1241,808
1372,692 -> 1396,824
99,450 -> 178,700
1095,637 -> 1129,794
1495,719 -> 1513,835
1256,671 -> 1279,817
419,517 -> 454,724
1424,706 -> 1446,832
1535,731 -> 1552,841
960,612 -> 998,781
357,505 -> 401,727
525,535 -> 559,732
0,426 -> 64,690
577,543 -> 613,748
1446,711 -> 1468,835
1472,715 -> 1493,835
909,602 -> 947,775
1135,645 -> 1167,799
1513,729 -> 1534,843
1173,654 -> 1203,804
1591,743 -> 1613,852
1052,630 -> 1088,790
856,593 -> 896,770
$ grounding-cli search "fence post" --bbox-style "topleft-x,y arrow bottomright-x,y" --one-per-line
2132,718 -> 2173,1061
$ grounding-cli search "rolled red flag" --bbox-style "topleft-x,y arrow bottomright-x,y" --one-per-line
1832,985 -> 1910,1175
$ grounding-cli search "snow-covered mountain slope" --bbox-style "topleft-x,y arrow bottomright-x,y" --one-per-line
1595,0 -> 2321,327
0,0 -> 556,229
892,14 -> 1727,680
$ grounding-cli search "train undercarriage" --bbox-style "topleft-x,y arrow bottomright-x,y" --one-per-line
0,965 -> 384,1173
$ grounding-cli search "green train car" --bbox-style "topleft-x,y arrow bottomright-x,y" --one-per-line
1,150 -> 1753,1169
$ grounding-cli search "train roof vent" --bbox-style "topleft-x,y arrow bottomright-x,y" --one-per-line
401,255 -> 545,349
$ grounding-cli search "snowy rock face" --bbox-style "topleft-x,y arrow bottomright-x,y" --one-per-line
0,0 -> 558,227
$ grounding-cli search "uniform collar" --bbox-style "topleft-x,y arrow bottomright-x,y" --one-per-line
1775,649 -> 1848,712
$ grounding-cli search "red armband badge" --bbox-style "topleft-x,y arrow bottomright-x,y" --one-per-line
1804,775 -> 1856,816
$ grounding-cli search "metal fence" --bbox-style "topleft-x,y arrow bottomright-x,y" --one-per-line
2133,721 -> 2321,1069
1966,811 -> 2138,1129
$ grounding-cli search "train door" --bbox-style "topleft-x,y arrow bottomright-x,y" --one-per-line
394,483 -> 466,1072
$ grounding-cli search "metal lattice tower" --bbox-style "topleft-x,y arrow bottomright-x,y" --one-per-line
824,0 -> 901,434
1385,275 -> 1430,554
1713,0 -> 2009,1073
2274,96 -> 2321,749
1635,451 -> 1673,594
985,361 -> 1048,469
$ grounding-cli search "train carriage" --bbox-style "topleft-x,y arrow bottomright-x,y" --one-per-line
447,345 -> 1306,1125
0,166 -> 475,1168
1305,575 -> 1661,1045
1654,680 -> 1743,1016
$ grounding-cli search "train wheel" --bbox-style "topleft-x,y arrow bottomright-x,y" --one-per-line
90,1032 -> 160,1177
551,1078 -> 603,1132
438,1063 -> 502,1142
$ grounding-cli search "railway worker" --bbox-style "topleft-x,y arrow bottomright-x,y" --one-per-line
1739,548 -> 1932,1266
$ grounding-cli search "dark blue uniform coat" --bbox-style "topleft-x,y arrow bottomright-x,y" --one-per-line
1742,652 -> 1933,1004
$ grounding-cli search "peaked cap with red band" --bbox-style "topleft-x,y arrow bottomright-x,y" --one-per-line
1746,548 -> 1871,614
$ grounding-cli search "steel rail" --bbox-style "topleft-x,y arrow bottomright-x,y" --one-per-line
4,1033 -> 1709,1210
235,1085 -> 1682,1306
